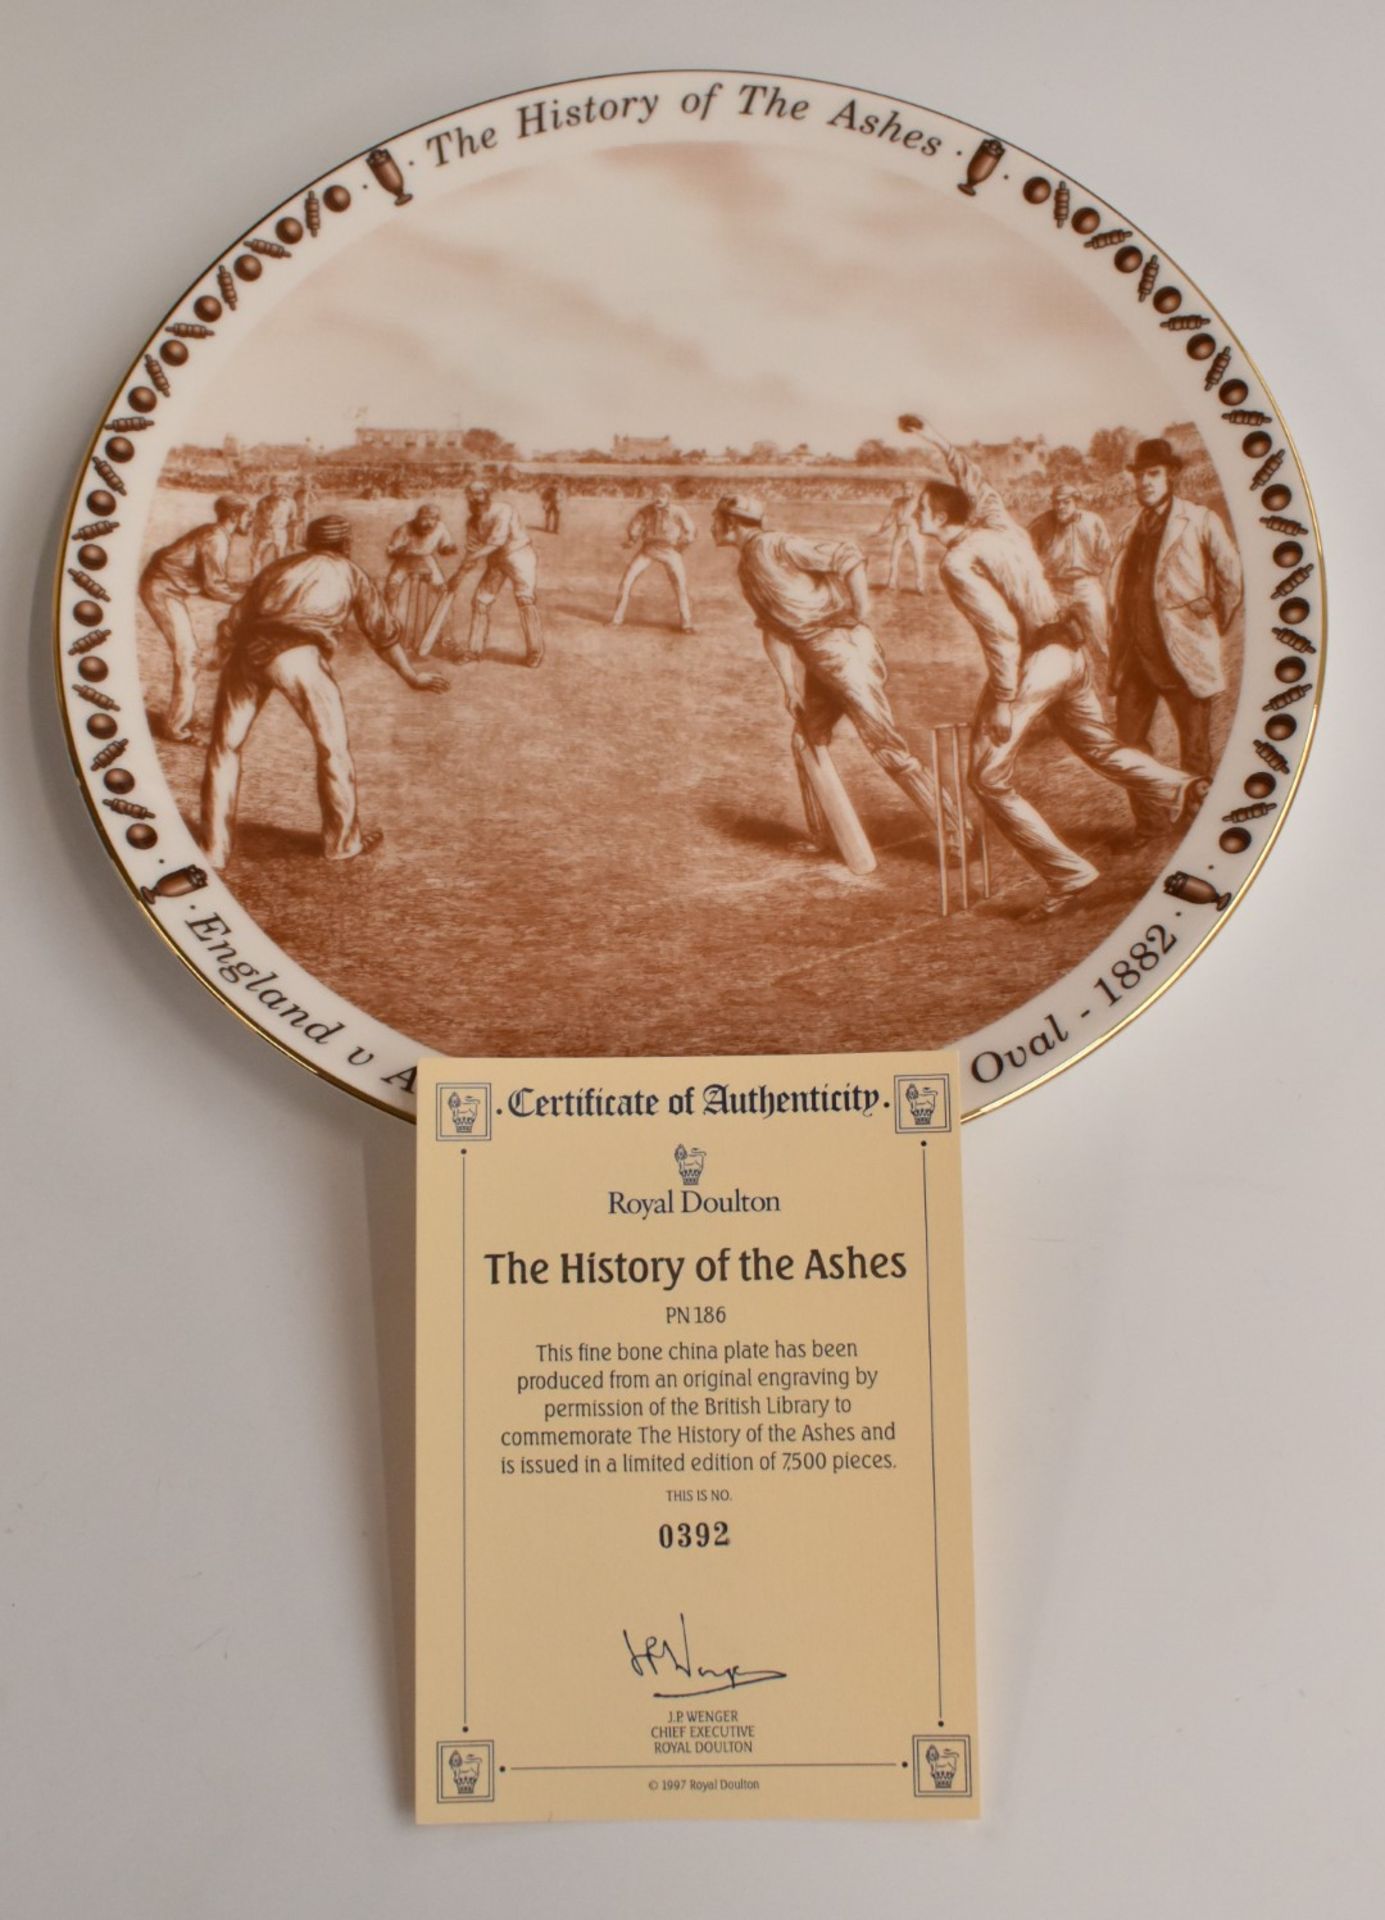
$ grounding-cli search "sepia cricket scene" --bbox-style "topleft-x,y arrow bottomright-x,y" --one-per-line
131,141 -> 1244,1061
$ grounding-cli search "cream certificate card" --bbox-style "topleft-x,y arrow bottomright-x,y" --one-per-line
416,1052 -> 978,1823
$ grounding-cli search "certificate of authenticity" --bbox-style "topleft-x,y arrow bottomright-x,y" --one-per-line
416,1051 -> 978,1822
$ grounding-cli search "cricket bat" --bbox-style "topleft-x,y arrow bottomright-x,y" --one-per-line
417,562 -> 473,656
793,732 -> 876,876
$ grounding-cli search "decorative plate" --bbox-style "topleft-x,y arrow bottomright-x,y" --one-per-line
55,71 -> 1322,1118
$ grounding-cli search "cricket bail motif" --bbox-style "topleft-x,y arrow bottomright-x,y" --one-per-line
674,1144 -> 706,1188
446,1091 -> 480,1135
1163,871 -> 1231,912
905,1083 -> 938,1127
924,1744 -> 960,1789
447,1750 -> 483,1796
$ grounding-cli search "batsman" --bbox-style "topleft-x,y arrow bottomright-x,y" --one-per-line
421,480 -> 543,666
712,494 -> 960,875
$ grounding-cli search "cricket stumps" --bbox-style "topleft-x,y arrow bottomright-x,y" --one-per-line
929,722 -> 990,917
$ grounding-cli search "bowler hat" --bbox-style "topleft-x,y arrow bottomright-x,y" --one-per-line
1128,437 -> 1183,473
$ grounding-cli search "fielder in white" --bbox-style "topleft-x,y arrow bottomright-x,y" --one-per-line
200,514 -> 446,869
902,414 -> 1204,917
876,485 -> 926,592
289,479 -> 315,552
1028,481 -> 1113,663
138,494 -> 249,742
453,480 -> 544,666
610,484 -> 696,632
249,478 -> 298,574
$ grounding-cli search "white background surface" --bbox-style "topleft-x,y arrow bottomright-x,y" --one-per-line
3,3 -> 1381,1913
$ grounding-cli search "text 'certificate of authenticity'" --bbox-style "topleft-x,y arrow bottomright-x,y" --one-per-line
416,1052 -> 978,1822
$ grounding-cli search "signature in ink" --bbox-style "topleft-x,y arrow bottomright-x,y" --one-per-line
621,1612 -> 787,1698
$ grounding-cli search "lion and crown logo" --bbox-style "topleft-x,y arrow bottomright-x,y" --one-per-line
673,1144 -> 706,1188
446,1750 -> 484,1796
905,1083 -> 939,1127
924,1743 -> 960,1790
446,1091 -> 481,1135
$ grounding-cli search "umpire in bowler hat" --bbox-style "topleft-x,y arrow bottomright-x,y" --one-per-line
1107,436 -> 1242,841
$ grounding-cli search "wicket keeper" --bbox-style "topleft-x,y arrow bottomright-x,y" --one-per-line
384,504 -> 457,638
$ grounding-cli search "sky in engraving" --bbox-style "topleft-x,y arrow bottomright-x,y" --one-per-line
187,140 -> 1183,455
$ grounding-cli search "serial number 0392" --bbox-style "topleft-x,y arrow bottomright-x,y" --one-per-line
658,1522 -> 731,1549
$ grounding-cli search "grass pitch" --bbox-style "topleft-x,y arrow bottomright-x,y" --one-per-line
137,491 -> 1238,1060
